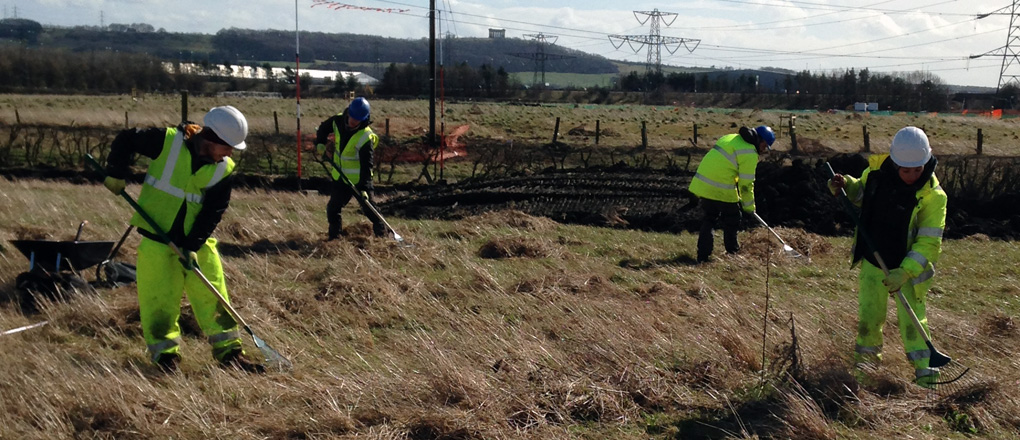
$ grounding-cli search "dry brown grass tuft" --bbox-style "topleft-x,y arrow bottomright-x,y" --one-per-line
463,210 -> 559,232
981,313 -> 1017,338
774,383 -> 839,440
477,237 -> 556,259
741,227 -> 833,261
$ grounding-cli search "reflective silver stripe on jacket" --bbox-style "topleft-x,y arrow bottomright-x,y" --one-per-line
694,172 -> 736,190
906,250 -> 929,269
741,199 -> 754,208
855,344 -> 881,354
208,330 -> 241,345
144,132 -> 229,204
915,367 -> 938,378
906,348 -> 931,361
340,131 -> 373,175
739,173 -> 755,181
148,337 -> 182,362
912,267 -> 935,285
916,227 -> 943,238
712,145 -> 738,168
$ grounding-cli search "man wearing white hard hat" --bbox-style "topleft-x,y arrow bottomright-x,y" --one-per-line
828,126 -> 947,389
103,105 -> 263,373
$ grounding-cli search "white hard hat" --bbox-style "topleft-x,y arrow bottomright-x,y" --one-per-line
890,126 -> 930,167
204,105 -> 248,150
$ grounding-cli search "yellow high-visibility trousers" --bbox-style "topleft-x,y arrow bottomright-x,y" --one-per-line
855,260 -> 935,379
136,237 -> 241,363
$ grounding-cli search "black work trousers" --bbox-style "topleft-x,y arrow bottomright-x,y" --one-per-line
326,180 -> 386,239
696,197 -> 742,262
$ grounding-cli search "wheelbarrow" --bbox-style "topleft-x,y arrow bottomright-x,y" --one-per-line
10,221 -> 133,311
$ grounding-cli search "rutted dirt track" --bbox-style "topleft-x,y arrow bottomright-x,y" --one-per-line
380,154 -> 1020,240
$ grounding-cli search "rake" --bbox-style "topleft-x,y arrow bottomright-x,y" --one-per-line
317,154 -> 408,246
825,162 -> 970,395
752,212 -> 803,258
86,154 -> 291,371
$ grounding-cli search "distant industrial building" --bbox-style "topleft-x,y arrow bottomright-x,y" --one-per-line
166,63 -> 379,86
489,28 -> 505,39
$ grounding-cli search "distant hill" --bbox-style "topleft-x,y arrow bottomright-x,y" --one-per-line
15,24 -> 617,79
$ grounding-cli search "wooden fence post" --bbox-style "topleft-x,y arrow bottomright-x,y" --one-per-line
862,125 -> 870,152
692,123 -> 698,145
788,115 -> 798,154
641,121 -> 647,149
595,120 -> 601,146
125,112 -> 129,129
180,90 -> 188,124
15,108 -> 20,124
977,128 -> 983,155
552,117 -> 560,143
273,111 -> 279,134
385,118 -> 390,139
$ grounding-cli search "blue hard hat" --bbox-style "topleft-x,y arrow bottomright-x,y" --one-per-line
348,97 -> 370,121
755,125 -> 775,148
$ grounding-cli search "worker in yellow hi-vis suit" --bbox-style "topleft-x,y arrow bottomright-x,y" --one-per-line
103,106 -> 263,374
688,125 -> 773,263
829,126 -> 947,388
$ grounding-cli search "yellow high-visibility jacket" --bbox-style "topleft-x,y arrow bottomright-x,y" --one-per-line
131,127 -> 235,236
688,133 -> 759,211
330,123 -> 378,185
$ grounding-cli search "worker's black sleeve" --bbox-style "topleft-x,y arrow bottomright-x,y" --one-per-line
105,127 -> 167,179
357,142 -> 374,191
314,115 -> 343,148
182,175 -> 234,252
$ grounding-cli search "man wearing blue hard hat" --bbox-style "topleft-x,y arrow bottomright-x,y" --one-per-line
314,97 -> 384,240
688,125 -> 774,263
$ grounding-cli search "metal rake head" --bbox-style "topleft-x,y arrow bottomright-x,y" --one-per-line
918,362 -> 978,398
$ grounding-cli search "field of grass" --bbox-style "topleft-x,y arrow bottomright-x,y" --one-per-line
3,94 -> 1020,160
0,178 -> 1018,439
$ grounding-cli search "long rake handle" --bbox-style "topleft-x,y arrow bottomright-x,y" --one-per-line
825,163 -> 935,346
85,155 -> 254,333
753,212 -> 794,249
318,154 -> 402,240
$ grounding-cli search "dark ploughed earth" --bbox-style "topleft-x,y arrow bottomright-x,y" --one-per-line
378,154 -> 1020,241
4,153 -> 1018,240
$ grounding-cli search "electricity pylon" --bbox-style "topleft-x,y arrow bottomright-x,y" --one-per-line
971,1 -> 1020,91
609,9 -> 700,73
509,33 -> 574,87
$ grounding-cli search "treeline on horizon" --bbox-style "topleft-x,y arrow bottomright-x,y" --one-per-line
2,18 -> 1018,111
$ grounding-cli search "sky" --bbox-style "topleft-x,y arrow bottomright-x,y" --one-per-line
6,0 -> 1015,88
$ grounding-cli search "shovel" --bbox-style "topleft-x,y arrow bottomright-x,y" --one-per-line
752,212 -> 803,258
826,162 -> 969,394
86,154 -> 291,371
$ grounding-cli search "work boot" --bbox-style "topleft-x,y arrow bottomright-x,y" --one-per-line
156,353 -> 181,373
219,350 -> 266,374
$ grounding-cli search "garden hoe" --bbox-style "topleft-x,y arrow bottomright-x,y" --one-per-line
752,212 -> 803,258
826,162 -> 970,396
317,155 -> 408,246
86,155 -> 292,372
